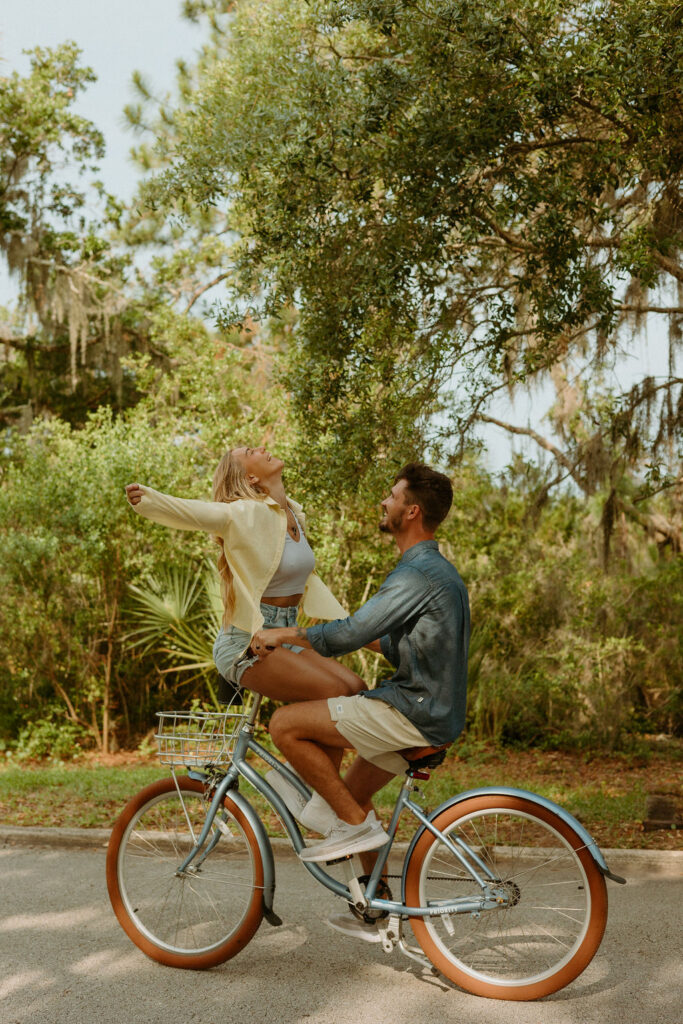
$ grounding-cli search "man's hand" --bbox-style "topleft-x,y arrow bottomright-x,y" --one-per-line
251,626 -> 311,659
125,483 -> 144,506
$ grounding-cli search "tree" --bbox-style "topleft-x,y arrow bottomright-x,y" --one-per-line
0,315 -> 294,752
0,39 -> 235,430
148,0 -> 682,515
0,44 -> 154,425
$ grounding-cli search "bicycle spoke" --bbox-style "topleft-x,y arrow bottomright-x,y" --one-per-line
408,803 -> 598,992
111,780 -> 263,960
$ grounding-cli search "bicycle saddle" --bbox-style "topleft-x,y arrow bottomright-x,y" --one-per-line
400,743 -> 449,771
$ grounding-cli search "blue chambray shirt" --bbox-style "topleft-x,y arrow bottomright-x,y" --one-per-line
306,540 -> 470,746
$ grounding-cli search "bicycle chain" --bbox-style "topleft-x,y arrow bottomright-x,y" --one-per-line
384,873 -> 475,882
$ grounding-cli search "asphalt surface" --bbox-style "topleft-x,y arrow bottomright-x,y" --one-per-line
0,834 -> 681,1024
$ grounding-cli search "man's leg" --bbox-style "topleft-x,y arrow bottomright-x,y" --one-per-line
343,755 -> 395,812
342,755 -> 395,875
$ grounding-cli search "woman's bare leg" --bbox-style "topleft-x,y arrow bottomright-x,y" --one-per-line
241,647 -> 366,702
298,650 -> 367,692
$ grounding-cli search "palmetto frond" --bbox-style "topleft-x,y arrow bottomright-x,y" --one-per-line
125,562 -> 222,675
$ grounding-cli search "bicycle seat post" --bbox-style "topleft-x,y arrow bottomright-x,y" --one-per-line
244,692 -> 263,731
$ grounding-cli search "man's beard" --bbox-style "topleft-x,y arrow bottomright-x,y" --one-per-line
379,510 -> 404,534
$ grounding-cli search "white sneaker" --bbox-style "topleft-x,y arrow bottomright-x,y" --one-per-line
299,792 -> 342,836
326,912 -> 380,944
299,811 -> 389,862
265,764 -> 309,820
265,768 -> 339,835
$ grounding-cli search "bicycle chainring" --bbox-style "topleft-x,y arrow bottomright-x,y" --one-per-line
349,876 -> 393,923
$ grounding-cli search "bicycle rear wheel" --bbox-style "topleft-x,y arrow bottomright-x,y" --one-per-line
404,794 -> 607,1000
107,776 -> 264,969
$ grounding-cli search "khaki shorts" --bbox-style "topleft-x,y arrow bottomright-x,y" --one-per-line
328,695 -> 429,775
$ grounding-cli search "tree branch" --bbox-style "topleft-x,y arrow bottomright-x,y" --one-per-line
573,95 -> 629,132
478,214 -> 537,252
654,251 -> 683,284
184,271 -> 233,312
478,413 -> 580,479
618,304 -> 683,314
507,135 -> 605,156
0,333 -> 34,352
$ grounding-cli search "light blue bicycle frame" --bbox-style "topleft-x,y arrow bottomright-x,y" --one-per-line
170,697 -> 624,924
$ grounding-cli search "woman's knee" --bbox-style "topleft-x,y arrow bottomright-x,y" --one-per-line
342,675 -> 367,697
328,664 -> 367,697
269,706 -> 288,744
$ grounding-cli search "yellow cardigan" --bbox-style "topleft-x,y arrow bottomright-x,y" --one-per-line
131,485 -> 347,635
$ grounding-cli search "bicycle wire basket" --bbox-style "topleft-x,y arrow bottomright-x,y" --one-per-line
155,709 -> 247,768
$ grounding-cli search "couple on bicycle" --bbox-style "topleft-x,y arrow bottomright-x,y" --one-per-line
126,449 -> 469,939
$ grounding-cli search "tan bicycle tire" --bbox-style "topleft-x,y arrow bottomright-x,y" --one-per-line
404,793 -> 608,1000
106,776 -> 265,969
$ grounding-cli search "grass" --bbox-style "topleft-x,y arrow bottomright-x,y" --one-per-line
1,738 -> 680,849
0,762 -> 167,829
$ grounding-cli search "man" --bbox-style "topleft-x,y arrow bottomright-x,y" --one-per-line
252,462 -> 470,868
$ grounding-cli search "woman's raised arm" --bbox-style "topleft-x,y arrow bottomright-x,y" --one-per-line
125,483 -> 233,534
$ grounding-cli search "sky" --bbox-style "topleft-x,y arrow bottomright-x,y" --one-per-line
0,1 -> 206,307
0,0 -> 205,205
0,2 -> 674,470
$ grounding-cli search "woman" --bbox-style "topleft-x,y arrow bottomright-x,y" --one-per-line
125,445 -> 365,703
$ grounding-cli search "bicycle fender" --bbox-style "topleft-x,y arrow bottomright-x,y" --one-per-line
224,786 -> 283,926
401,786 -> 626,894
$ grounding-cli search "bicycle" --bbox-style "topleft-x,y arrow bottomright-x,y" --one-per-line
106,694 -> 626,1001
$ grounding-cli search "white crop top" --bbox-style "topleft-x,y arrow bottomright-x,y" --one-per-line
261,513 -> 316,599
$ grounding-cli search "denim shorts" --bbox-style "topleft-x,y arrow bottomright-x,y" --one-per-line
212,602 -> 305,687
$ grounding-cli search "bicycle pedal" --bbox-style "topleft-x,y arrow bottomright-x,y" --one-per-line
377,914 -> 400,954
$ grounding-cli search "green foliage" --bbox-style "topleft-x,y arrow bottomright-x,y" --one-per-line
0,44 -> 164,427
0,326 -> 292,754
0,42 -> 104,245
0,39 -> 244,430
440,460 -> 683,749
126,564 -> 222,658
125,562 -> 223,705
147,0 -> 681,500
0,1 -> 680,762
13,717 -> 90,763
1,350 -> 680,756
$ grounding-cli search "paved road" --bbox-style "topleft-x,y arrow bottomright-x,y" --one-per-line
0,842 -> 681,1024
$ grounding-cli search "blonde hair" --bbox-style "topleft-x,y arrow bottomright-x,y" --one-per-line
212,449 -> 266,627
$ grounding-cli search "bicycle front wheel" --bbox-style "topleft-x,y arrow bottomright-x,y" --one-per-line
404,794 -> 607,1000
107,776 -> 264,969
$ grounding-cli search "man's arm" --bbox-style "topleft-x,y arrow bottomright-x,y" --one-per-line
251,626 -> 312,655
251,629 -> 383,658
307,566 -> 431,658
254,566 -> 431,659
